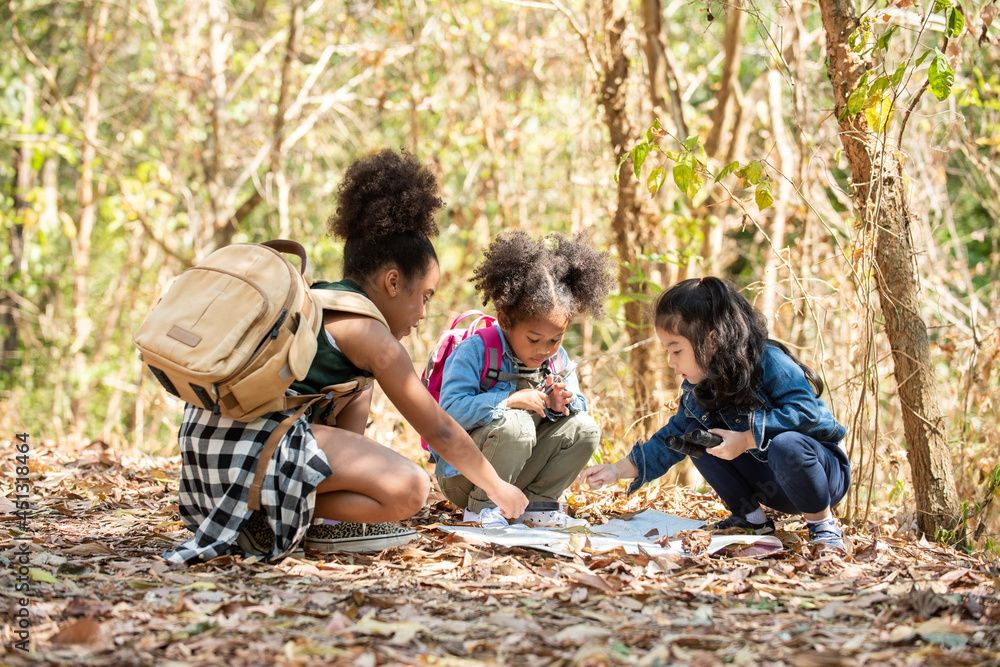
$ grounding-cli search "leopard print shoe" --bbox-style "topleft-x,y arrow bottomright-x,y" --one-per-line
303,521 -> 418,553
236,510 -> 275,556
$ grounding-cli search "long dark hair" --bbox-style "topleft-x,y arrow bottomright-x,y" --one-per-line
653,277 -> 824,410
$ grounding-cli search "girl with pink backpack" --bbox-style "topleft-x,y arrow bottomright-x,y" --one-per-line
431,231 -> 613,528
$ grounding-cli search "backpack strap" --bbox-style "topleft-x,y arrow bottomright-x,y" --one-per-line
248,290 -> 385,512
475,325 -> 520,390
476,326 -> 502,390
261,239 -> 308,278
247,391 -> 330,511
247,377 -> 373,512
309,289 -> 388,329
449,309 -> 489,331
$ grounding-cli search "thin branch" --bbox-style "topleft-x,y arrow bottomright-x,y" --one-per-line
7,1 -> 76,118
549,0 -> 602,81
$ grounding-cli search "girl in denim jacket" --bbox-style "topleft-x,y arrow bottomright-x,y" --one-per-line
579,277 -> 850,551
436,231 -> 612,529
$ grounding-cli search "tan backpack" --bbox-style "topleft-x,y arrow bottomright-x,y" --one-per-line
134,239 -> 388,510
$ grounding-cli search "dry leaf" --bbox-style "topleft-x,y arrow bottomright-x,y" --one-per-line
551,623 -> 611,645
673,529 -> 713,555
52,618 -> 103,645
64,542 -> 116,556
352,611 -> 424,644
566,568 -> 615,593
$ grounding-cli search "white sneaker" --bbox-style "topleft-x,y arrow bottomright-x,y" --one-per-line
463,506 -> 509,529
516,509 -> 588,529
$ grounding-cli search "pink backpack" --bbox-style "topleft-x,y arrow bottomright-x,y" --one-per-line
420,310 -> 506,451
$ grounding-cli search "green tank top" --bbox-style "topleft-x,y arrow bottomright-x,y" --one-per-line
290,279 -> 375,395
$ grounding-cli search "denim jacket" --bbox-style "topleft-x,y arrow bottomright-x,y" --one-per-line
625,343 -> 847,494
434,327 -> 587,478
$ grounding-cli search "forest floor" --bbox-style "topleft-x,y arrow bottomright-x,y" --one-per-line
1,438 -> 998,666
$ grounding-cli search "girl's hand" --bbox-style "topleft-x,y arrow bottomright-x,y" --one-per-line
484,479 -> 529,519
506,388 -> 547,416
705,429 -> 756,460
577,459 -> 638,489
543,380 -> 574,416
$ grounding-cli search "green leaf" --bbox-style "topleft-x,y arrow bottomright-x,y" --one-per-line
890,63 -> 907,88
30,148 -> 47,171
631,142 -> 651,179
182,580 -> 218,591
928,49 -> 954,101
865,94 -> 894,133
672,162 -> 693,198
647,166 -> 667,195
866,74 -> 891,107
947,7 -> 965,38
715,161 -> 740,182
688,170 -> 704,200
915,49 -> 932,68
739,160 -> 765,186
755,181 -> 774,211
846,77 -> 870,116
933,0 -> 951,12
848,19 -> 872,53
175,621 -> 217,639
30,568 -> 57,584
682,135 -> 701,152
876,25 -> 898,52
136,162 -> 155,184
614,151 -> 629,183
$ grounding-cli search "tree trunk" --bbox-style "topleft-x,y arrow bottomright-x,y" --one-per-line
704,0 -> 746,158
700,0 -> 747,276
2,78 -> 33,373
599,0 -> 655,424
271,0 -> 300,239
69,0 -> 109,437
206,0 -> 230,249
819,0 -> 960,537
640,0 -> 687,138
762,68 -> 792,328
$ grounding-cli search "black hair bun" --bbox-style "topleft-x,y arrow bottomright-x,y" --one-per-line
329,148 -> 443,242
549,233 -> 614,316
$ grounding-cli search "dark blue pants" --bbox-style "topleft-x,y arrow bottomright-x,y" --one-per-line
692,431 -> 851,517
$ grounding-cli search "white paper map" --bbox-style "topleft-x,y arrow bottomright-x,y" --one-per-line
438,509 -> 783,558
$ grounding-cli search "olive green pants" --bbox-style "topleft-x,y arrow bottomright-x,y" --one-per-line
437,409 -> 600,513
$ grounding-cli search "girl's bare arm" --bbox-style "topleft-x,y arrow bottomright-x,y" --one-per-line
327,316 -> 528,516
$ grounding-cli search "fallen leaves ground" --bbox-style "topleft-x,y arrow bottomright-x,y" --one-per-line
1,439 -> 998,666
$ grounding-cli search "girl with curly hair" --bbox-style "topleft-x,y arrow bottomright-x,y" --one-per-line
579,277 -> 850,552
163,150 -> 527,565
435,231 -> 613,529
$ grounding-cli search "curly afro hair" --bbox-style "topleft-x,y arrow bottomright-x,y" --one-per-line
328,148 -> 443,280
472,231 -> 613,324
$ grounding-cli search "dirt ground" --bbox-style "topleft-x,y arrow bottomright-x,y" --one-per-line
1,439 -> 998,666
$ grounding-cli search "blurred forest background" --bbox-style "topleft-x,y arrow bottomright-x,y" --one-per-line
2,0 -> 998,551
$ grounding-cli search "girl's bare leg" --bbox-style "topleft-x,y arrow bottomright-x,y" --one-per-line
331,385 -> 373,435
311,423 -> 429,523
